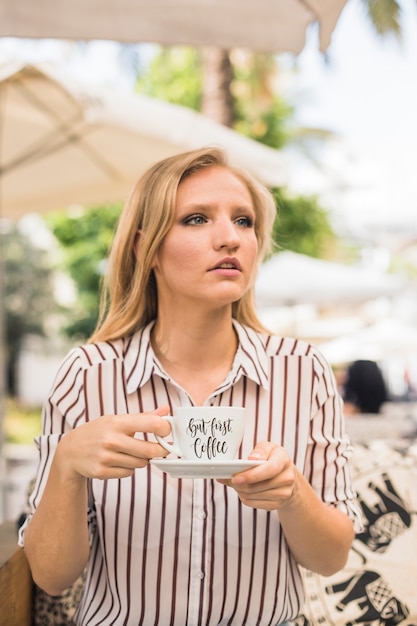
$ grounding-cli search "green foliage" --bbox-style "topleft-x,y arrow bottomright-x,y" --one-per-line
234,100 -> 292,149
136,47 -> 203,110
46,204 -> 122,339
5,398 -> 42,444
232,53 -> 293,149
360,0 -> 402,39
136,47 -> 293,149
271,188 -> 336,258
3,223 -> 57,394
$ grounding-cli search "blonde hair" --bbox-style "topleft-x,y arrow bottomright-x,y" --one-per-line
90,146 -> 277,343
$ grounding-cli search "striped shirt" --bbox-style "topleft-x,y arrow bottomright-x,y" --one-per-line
21,321 -> 358,625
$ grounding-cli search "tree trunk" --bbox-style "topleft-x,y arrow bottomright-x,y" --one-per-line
201,47 -> 234,127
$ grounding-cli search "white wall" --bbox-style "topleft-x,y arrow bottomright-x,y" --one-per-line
17,335 -> 67,406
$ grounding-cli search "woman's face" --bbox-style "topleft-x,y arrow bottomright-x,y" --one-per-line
152,166 -> 258,312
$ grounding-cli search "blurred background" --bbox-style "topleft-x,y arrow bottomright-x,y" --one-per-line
1,0 -> 417,522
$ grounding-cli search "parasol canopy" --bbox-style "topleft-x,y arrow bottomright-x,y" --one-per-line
255,251 -> 404,307
0,0 -> 349,54
0,62 -> 287,219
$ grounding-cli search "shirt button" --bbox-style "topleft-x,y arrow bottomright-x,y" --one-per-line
196,510 -> 207,520
196,571 -> 205,579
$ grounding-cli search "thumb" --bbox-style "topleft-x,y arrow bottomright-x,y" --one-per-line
153,405 -> 170,417
248,441 -> 273,460
152,405 -> 171,437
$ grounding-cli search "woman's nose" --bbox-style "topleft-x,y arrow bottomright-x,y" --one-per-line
213,219 -> 240,249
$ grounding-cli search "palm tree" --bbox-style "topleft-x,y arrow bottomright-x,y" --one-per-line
136,46 -> 294,148
201,48 -> 234,127
200,0 -> 407,129
359,0 -> 402,38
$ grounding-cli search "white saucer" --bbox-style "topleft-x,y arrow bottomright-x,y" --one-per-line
150,458 -> 265,479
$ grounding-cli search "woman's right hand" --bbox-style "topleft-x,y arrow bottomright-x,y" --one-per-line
55,406 -> 172,481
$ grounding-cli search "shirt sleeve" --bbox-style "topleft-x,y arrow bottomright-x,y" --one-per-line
305,350 -> 363,533
18,347 -> 97,547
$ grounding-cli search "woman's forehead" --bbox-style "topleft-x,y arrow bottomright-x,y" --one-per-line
176,166 -> 253,205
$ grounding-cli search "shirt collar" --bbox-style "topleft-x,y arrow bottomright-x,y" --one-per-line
125,322 -> 158,394
231,320 -> 270,391
125,320 -> 270,394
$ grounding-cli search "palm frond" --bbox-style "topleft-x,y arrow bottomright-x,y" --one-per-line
360,0 -> 402,39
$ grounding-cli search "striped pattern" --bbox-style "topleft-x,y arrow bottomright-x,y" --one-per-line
23,321 -> 357,625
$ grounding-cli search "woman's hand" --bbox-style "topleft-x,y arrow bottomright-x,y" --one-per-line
220,441 -> 355,575
218,441 -> 297,511
55,406 -> 172,482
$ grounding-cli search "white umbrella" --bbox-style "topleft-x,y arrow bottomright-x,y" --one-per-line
0,0 -> 348,54
320,319 -> 417,364
0,62 -> 287,219
255,251 -> 404,308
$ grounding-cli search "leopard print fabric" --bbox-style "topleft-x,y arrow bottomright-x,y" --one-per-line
32,575 -> 85,626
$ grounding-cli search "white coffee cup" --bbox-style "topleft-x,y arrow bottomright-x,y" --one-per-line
155,406 -> 246,461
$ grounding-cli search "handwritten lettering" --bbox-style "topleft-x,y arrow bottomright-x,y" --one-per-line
185,417 -> 235,460
193,437 -> 228,459
186,417 -> 233,438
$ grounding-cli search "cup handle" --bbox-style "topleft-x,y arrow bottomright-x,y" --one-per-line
155,416 -> 182,457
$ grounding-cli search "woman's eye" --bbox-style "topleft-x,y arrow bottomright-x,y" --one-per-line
235,216 -> 254,228
183,214 -> 207,225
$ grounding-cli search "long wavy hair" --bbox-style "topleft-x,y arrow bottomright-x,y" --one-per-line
90,146 -> 277,343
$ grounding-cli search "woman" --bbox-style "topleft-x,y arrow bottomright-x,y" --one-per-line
20,147 -> 358,625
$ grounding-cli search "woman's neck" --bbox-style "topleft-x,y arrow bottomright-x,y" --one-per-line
151,310 -> 238,404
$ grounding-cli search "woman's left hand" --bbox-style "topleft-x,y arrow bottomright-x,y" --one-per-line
218,441 -> 298,511
220,442 -> 355,576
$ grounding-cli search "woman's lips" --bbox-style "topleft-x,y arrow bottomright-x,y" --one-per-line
210,258 -> 242,271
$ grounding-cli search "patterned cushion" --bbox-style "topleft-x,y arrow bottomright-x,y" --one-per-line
33,576 -> 84,626
291,440 -> 417,626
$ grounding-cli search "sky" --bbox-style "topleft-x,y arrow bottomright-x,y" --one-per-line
285,0 -> 417,235
1,0 -> 416,237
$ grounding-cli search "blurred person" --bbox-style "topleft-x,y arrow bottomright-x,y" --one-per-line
19,147 -> 359,625
343,359 -> 388,415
